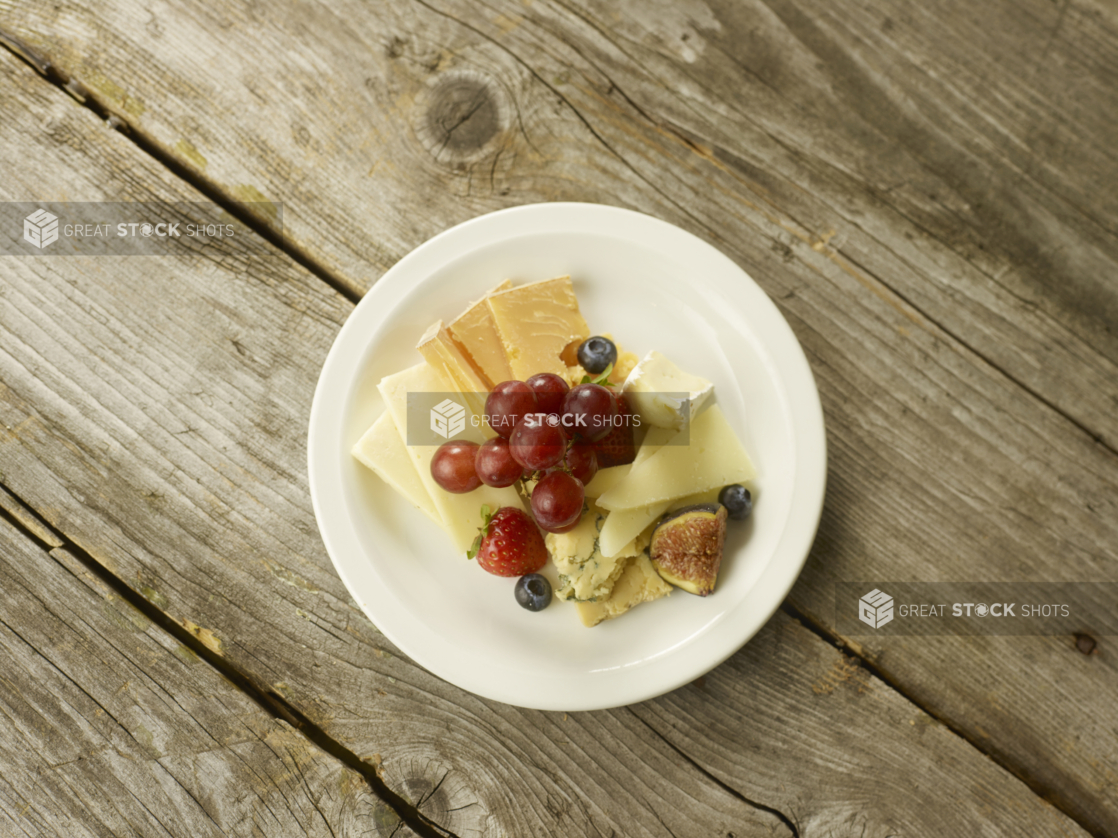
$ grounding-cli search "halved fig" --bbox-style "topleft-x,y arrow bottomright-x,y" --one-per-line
649,503 -> 727,596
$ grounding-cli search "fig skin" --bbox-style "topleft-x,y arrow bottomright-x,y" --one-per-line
649,503 -> 728,596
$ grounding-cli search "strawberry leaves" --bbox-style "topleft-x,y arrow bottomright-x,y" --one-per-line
467,504 -> 493,560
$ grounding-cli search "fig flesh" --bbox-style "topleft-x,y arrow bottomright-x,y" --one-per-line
649,503 -> 727,596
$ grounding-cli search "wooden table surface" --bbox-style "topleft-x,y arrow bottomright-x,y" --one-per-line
1,1 -> 1115,836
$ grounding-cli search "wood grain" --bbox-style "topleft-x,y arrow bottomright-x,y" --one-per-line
0,0 -> 1114,453
0,514 -> 389,837
0,47 -> 1100,837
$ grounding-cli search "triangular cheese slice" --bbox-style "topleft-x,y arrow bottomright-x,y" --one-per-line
596,405 -> 756,511
485,276 -> 589,380
378,363 -> 524,553
352,411 -> 442,527
446,279 -> 514,389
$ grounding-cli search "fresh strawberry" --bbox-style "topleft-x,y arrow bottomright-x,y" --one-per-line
468,505 -> 548,577
593,388 -> 636,468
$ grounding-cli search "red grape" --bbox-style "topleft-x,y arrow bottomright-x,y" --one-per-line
565,442 -> 598,485
509,419 -> 567,471
485,380 -> 538,438
525,372 -> 569,416
531,470 -> 585,532
561,383 -> 617,442
475,437 -> 526,488
430,440 -> 481,493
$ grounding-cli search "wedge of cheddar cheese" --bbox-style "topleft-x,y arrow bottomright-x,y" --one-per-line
486,276 -> 589,380
445,279 -> 514,389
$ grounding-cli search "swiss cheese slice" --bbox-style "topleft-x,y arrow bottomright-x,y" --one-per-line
598,487 -> 721,558
351,411 -> 442,527
583,464 -> 632,499
378,363 -> 524,553
485,276 -> 589,380
446,279 -> 514,389
576,553 -> 672,628
631,426 -> 675,470
596,405 -> 756,511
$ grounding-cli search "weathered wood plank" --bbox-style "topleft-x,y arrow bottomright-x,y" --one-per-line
0,51 -> 786,838
0,47 -> 1101,837
0,514 -> 390,837
0,0 -> 1114,452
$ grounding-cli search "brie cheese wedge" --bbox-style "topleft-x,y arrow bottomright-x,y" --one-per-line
621,350 -> 713,432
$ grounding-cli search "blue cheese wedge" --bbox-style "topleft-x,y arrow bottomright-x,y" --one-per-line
621,350 -> 713,432
545,508 -> 646,602
576,553 -> 673,627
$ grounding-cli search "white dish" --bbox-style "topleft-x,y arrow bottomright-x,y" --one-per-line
308,203 -> 825,710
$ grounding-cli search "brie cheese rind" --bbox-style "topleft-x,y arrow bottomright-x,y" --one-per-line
351,411 -> 442,527
376,362 -> 524,553
596,405 -> 756,512
545,508 -> 646,603
486,276 -> 589,380
622,350 -> 713,432
576,553 -> 673,627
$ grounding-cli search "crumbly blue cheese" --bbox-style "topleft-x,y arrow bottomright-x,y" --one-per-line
577,553 -> 673,627
545,508 -> 647,602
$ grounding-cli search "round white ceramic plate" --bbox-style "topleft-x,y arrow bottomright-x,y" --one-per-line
308,203 -> 825,711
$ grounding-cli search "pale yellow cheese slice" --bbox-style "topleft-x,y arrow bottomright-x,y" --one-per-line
577,553 -> 672,628
485,276 -> 589,380
631,426 -> 676,470
446,279 -> 513,389
417,319 -> 489,419
598,488 -> 721,558
378,363 -> 524,553
351,411 -> 442,527
596,405 -> 756,511
583,464 -> 632,499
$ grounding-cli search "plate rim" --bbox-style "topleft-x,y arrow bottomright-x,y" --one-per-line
308,201 -> 826,710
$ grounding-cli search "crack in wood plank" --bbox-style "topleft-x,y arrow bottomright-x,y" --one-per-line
778,600 -> 1110,838
0,483 -> 458,838
0,27 -> 361,307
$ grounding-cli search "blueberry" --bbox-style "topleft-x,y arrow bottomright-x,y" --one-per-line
515,573 -> 552,611
718,484 -> 753,521
577,336 -> 618,375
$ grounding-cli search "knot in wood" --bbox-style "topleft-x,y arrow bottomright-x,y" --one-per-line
422,75 -> 500,162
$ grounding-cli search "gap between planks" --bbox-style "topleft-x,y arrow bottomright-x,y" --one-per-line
0,474 -> 1108,838
778,599 -> 1110,838
0,25 -> 1111,838
0,483 -> 455,838
2,22 -> 1114,464
0,28 -> 361,306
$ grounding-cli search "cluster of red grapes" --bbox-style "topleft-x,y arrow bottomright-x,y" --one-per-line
430,371 -> 623,533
